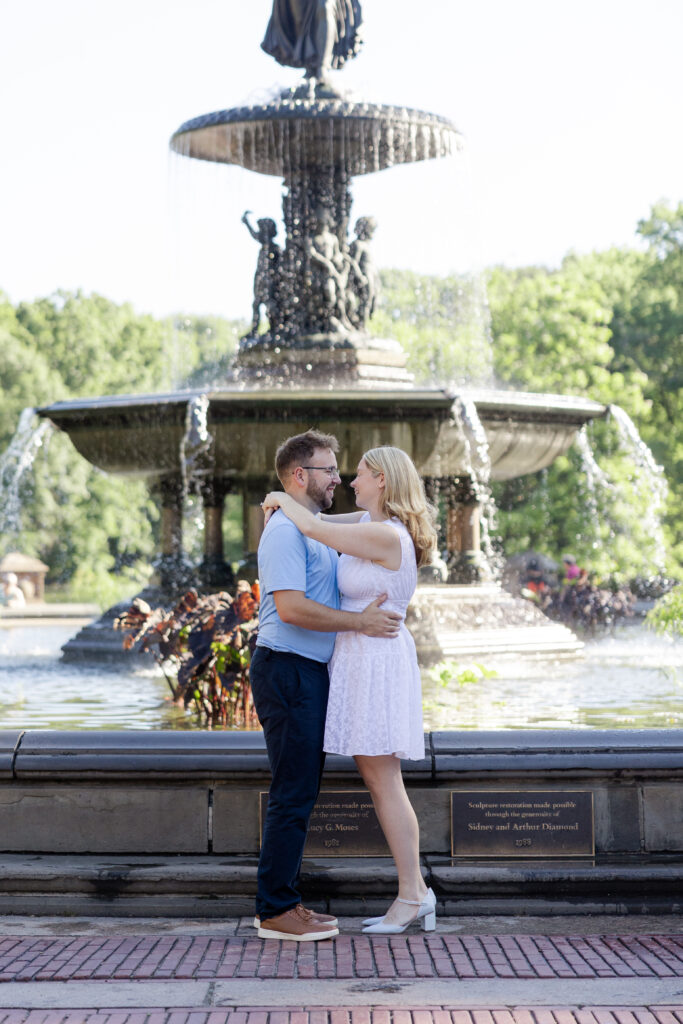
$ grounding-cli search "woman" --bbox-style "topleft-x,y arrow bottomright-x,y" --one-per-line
262,445 -> 438,933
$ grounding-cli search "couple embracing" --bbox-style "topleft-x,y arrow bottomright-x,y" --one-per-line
251,430 -> 437,941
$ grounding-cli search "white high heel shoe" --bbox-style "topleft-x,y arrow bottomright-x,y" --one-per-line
363,887 -> 435,927
361,888 -> 436,934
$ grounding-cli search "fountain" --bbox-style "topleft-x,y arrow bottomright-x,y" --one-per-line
5,7 -> 683,917
36,3 -> 606,662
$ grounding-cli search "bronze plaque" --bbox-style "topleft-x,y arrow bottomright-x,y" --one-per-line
451,790 -> 594,858
259,790 -> 390,857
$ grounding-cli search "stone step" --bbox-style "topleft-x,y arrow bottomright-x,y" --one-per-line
434,625 -> 583,657
0,854 -> 680,917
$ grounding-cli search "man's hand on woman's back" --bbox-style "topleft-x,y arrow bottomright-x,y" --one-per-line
358,595 -> 401,637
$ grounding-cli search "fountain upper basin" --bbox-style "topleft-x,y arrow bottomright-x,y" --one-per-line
170,95 -> 461,175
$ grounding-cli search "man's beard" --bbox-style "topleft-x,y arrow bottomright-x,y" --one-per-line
306,477 -> 334,511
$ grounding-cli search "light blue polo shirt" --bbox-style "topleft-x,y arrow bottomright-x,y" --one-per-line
257,509 -> 339,663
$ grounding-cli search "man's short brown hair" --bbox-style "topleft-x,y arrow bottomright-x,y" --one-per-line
275,430 -> 340,481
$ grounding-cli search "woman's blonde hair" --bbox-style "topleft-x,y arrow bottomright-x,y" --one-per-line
362,446 -> 437,568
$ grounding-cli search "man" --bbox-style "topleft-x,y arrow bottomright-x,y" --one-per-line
250,429 -> 400,941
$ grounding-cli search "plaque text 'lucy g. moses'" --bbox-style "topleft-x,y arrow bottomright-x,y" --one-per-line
260,791 -> 390,857
451,790 -> 595,858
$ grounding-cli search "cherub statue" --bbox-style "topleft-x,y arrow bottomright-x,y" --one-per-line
348,215 -> 379,327
307,206 -> 352,332
242,211 -> 282,337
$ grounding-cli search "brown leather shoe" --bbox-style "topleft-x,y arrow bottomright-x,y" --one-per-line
257,904 -> 339,941
253,904 -> 338,928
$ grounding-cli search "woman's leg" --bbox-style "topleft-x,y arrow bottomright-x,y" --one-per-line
354,754 -> 428,925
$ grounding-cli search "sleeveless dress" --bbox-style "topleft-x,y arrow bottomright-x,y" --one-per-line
323,515 -> 425,760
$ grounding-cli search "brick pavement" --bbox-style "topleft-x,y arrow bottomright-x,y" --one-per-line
1,933 -> 683,1023
1,935 -> 682,982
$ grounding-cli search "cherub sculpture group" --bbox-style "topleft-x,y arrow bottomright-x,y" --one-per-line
242,208 -> 379,340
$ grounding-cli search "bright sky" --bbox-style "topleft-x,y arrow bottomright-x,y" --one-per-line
2,0 -> 681,320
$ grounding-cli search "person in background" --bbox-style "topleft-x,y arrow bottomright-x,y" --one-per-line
1,573 -> 26,608
561,554 -> 582,583
520,556 -> 551,606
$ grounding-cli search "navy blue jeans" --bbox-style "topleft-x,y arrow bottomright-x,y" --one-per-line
250,646 -> 329,921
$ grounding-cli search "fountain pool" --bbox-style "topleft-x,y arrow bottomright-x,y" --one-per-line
1,619 -> 680,732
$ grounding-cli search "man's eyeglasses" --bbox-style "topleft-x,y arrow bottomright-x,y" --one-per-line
300,465 -> 339,477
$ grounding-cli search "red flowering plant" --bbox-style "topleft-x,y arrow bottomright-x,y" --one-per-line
114,581 -> 261,728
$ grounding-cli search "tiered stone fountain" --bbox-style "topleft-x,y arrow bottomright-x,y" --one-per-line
11,5 -> 678,919
37,3 -> 605,661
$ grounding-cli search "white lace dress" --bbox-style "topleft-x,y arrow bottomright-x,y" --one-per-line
324,515 -> 425,760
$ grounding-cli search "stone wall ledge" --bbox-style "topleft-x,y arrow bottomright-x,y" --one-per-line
2,728 -> 682,779
0,853 -> 681,892
3,729 -> 683,871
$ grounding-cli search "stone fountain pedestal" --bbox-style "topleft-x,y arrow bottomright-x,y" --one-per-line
409,584 -> 583,661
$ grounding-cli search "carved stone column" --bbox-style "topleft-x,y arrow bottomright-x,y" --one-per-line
416,476 -> 447,582
445,475 -> 484,584
242,477 -> 278,556
197,478 -> 235,589
152,475 -> 195,593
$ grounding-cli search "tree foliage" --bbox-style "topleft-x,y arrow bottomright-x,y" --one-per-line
0,290 -> 242,602
378,203 -> 682,582
373,269 -> 493,385
646,584 -> 683,637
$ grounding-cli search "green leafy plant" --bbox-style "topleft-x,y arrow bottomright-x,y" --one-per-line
646,585 -> 683,637
427,660 -> 498,688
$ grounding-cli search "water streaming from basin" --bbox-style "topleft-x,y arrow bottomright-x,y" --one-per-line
0,409 -> 53,542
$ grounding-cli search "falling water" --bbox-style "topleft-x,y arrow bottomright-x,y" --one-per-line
180,394 -> 212,493
574,424 -> 614,552
453,395 -> 503,578
455,395 -> 490,484
574,407 -> 668,577
0,408 -> 53,544
608,404 -> 669,573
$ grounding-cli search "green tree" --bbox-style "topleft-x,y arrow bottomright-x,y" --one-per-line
2,291 -> 169,601
0,293 -> 66,446
609,201 -> 683,565
1,292 -> 250,604
178,314 -> 244,388
486,247 -> 674,581
15,290 -> 168,397
374,269 -> 493,385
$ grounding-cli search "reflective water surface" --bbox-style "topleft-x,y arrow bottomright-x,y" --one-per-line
0,620 -> 681,731
0,623 -> 187,731
422,627 -> 683,731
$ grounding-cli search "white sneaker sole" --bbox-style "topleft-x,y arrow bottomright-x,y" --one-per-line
257,925 -> 339,941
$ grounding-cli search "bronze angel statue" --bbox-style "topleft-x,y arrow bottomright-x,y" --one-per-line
262,0 -> 363,83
